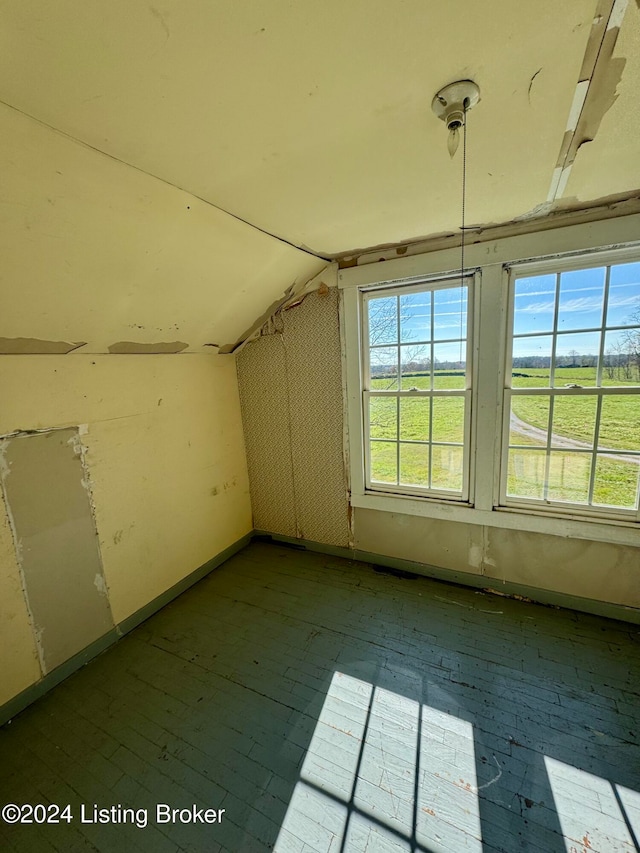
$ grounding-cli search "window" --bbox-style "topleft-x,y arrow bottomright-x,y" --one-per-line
502,256 -> 640,519
339,216 -> 640,540
363,277 -> 473,499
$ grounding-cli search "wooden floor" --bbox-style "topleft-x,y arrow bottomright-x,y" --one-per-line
1,541 -> 639,853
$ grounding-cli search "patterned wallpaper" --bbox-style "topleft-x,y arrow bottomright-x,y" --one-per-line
236,288 -> 350,547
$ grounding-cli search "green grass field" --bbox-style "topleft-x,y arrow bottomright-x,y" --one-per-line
369,367 -> 640,507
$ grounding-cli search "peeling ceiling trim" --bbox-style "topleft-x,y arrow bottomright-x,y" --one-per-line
342,192 -> 640,268
547,0 -> 628,203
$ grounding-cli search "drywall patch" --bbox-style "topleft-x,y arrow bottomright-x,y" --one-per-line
1,429 -> 114,673
0,338 -> 86,354
108,341 -> 189,354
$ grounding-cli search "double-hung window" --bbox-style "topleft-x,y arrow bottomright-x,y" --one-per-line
340,215 -> 640,538
362,275 -> 473,500
502,253 -> 640,520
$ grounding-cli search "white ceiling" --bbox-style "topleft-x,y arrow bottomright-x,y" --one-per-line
0,1 -> 638,353
1,0 -> 637,259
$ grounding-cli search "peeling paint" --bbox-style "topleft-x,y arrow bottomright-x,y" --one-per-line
94,573 -> 108,596
0,338 -> 86,355
219,265 -> 335,353
108,341 -> 189,354
468,543 -> 483,570
348,193 -> 640,266
549,0 -> 628,201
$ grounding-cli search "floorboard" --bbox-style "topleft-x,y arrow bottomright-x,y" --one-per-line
1,541 -> 639,852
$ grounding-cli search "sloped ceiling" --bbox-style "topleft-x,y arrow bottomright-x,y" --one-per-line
0,0 -> 638,351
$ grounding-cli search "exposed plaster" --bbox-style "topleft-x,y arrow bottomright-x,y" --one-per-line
0,338 -> 86,354
65,430 -> 113,614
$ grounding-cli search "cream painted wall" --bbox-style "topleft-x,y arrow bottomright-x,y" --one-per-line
0,102 -> 325,353
0,354 -> 252,705
0,487 -> 41,706
353,509 -> 640,611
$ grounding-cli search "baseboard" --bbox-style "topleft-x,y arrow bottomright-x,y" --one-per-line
254,531 -> 640,625
4,526 -> 637,727
0,532 -> 253,728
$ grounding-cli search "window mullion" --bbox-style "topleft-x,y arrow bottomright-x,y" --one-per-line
596,265 -> 611,388
588,394 -> 604,506
475,264 -> 505,511
542,395 -> 554,501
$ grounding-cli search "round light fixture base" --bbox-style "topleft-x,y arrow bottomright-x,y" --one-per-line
431,80 -> 480,131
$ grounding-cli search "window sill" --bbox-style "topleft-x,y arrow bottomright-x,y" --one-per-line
352,490 -> 640,547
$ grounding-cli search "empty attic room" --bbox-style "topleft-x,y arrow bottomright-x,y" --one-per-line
1,1 -> 640,851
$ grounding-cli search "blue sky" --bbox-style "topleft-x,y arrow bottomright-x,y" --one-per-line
514,261 -> 640,357
368,262 -> 640,366
368,286 -> 468,365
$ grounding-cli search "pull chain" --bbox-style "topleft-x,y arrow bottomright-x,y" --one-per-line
460,100 -> 468,365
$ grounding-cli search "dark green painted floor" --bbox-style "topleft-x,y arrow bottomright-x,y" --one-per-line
1,541 -> 639,852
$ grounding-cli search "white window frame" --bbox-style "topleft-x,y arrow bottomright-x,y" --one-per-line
501,249 -> 640,523
339,213 -> 640,548
361,274 -> 476,501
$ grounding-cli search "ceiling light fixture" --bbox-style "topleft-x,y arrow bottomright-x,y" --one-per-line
432,80 -> 481,362
431,79 -> 480,158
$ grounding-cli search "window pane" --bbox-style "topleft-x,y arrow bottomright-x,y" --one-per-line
507,449 -> 546,499
602,330 -> 640,385
606,262 -> 640,328
431,445 -> 463,491
400,344 -> 431,386
553,331 -> 599,386
557,267 -> 605,332
511,336 -> 552,387
399,443 -> 429,487
368,296 -> 397,346
399,398 -> 429,441
400,292 -> 431,344
433,286 -> 467,341
370,441 -> 397,484
547,451 -> 591,504
598,396 -> 640,451
592,455 -> 640,509
432,397 -> 465,443
363,279 -> 470,500
369,398 -> 397,440
551,396 -> 597,448
370,346 -> 398,389
433,342 -> 466,388
510,395 -> 549,446
513,274 -> 556,335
